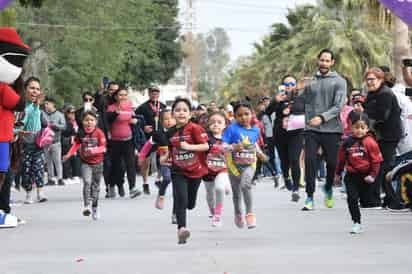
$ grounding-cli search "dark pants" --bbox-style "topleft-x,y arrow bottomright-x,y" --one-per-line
21,145 -> 45,191
345,172 -> 371,224
171,174 -> 201,229
109,140 -> 136,190
275,131 -> 304,191
304,131 -> 341,197
378,141 -> 401,208
62,146 -> 81,179
0,170 -> 12,214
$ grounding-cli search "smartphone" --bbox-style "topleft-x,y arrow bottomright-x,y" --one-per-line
102,76 -> 110,89
405,88 -> 412,97
403,59 -> 412,67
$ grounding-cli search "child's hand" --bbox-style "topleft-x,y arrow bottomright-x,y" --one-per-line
233,142 -> 244,152
180,141 -> 191,151
62,155 -> 70,162
364,175 -> 375,184
257,151 -> 269,162
334,175 -> 341,186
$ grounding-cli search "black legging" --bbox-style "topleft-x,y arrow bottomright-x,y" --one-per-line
0,170 -> 12,214
274,130 -> 304,191
171,174 -> 201,229
304,131 -> 341,197
109,140 -> 136,190
377,141 -> 401,208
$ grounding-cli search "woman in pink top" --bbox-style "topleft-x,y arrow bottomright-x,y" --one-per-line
106,87 -> 141,199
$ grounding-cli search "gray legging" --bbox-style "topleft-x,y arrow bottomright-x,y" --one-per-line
229,166 -> 255,216
44,142 -> 63,180
204,172 -> 230,216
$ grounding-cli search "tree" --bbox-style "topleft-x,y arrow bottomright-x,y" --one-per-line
12,0 -> 182,106
194,28 -> 231,103
219,0 -> 394,101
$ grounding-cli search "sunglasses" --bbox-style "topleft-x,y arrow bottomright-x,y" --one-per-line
84,98 -> 94,102
283,82 -> 296,87
366,78 -> 377,82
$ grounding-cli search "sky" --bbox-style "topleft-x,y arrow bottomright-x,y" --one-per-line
178,0 -> 317,61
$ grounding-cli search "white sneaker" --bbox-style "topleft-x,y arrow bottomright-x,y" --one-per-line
92,207 -> 99,220
24,191 -> 34,204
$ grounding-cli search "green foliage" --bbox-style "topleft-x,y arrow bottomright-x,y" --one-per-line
219,1 -> 392,101
13,0 -> 182,107
194,28 -> 231,103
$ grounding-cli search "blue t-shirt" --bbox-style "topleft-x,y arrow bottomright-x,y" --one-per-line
222,122 -> 260,145
222,122 -> 260,175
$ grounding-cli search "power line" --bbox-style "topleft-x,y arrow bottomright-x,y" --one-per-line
201,0 -> 289,10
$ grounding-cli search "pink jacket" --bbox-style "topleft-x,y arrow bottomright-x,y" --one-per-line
340,105 -> 353,139
107,101 -> 133,141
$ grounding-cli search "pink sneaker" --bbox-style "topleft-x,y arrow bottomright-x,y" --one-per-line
211,215 -> 222,227
246,213 -> 256,229
234,214 -> 244,228
155,196 -> 165,210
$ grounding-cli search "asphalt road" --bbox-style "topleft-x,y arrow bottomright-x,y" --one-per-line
1,177 -> 412,274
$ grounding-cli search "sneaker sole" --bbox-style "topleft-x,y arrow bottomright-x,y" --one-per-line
130,191 -> 142,199
178,230 -> 190,244
291,193 -> 300,202
301,206 -> 313,211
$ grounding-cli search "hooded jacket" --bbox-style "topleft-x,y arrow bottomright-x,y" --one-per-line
303,71 -> 347,133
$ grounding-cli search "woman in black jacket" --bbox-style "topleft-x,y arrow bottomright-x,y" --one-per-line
364,67 -> 403,210
266,75 -> 305,202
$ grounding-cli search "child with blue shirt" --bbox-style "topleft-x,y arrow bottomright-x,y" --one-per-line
222,101 -> 267,229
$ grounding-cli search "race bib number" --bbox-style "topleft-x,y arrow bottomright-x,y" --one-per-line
233,146 -> 256,165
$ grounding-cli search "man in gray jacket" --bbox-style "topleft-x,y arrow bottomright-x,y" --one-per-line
43,96 -> 66,186
302,49 -> 347,211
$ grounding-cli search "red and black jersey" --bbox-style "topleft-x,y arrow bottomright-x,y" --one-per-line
75,128 -> 106,165
336,134 -> 383,177
160,122 -> 209,179
203,132 -> 227,181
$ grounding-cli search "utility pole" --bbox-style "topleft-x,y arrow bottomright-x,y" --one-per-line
185,0 -> 198,101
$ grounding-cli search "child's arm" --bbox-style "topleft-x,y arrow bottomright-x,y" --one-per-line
63,142 -> 81,162
180,142 -> 209,152
334,146 -> 346,184
139,138 -> 153,162
159,149 -> 170,165
86,131 -> 107,155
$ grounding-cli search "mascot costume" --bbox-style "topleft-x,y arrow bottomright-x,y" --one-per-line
0,27 -> 30,228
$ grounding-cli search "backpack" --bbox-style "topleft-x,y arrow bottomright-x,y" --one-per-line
36,125 -> 54,148
131,114 -> 147,151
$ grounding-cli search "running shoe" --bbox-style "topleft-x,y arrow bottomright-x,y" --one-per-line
24,191 -> 34,204
234,214 -> 244,228
82,206 -> 91,217
155,195 -> 165,210
211,215 -> 222,227
130,188 -> 142,199
350,223 -> 363,234
291,191 -> 300,202
177,228 -> 190,244
118,185 -> 125,197
273,175 -> 280,188
92,207 -> 99,220
302,197 -> 314,211
323,185 -> 334,208
245,213 -> 256,229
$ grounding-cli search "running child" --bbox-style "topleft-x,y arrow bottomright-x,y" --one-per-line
203,112 -> 231,227
63,111 -> 106,220
335,113 -> 383,234
139,108 -> 177,222
159,98 -> 209,244
222,101 -> 267,229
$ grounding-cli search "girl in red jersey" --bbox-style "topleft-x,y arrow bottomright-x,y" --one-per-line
203,112 -> 230,227
63,111 -> 106,220
159,98 -> 209,244
335,113 -> 383,234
